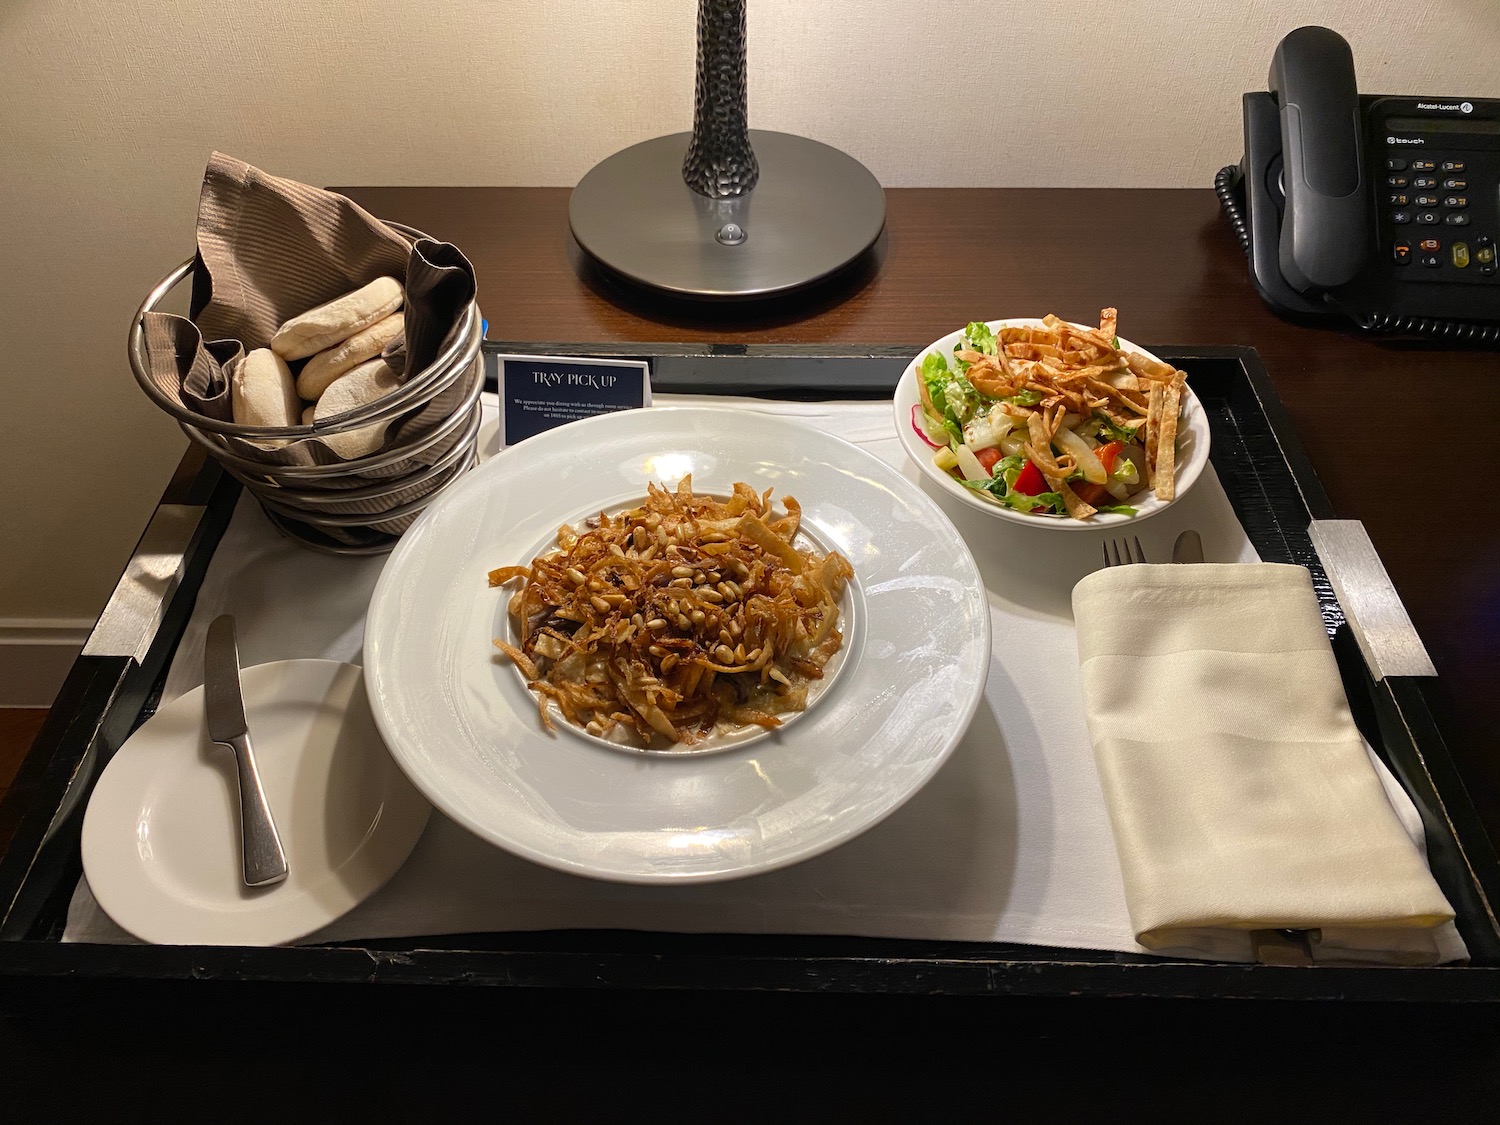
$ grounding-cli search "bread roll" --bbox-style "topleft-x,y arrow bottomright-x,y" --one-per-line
301,404 -> 316,426
231,348 -> 300,430
271,277 -> 404,361
313,359 -> 402,459
296,312 -> 404,400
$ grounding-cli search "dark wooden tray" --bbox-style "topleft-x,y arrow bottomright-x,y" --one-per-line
3,343 -> 1498,1008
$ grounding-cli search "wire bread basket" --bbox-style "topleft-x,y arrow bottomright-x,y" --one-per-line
128,223 -> 483,555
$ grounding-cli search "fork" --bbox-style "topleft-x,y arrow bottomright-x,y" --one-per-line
1102,536 -> 1147,567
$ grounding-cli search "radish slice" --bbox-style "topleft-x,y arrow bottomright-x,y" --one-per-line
910,404 -> 944,450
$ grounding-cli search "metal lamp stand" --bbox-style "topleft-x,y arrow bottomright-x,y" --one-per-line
568,0 -> 886,301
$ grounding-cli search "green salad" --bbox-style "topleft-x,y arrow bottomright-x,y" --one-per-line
910,313 -> 1186,521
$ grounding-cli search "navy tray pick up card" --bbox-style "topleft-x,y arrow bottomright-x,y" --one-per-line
496,353 -> 651,445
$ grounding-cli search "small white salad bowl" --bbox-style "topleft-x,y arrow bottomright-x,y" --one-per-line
893,318 -> 1211,530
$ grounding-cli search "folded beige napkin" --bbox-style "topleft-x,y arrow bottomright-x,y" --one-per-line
1072,562 -> 1456,965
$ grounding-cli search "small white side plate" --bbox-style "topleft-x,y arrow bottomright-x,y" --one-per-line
81,660 -> 430,946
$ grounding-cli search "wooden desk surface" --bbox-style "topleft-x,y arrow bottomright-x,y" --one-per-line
5,183 -> 1498,1120
345,185 -> 1500,846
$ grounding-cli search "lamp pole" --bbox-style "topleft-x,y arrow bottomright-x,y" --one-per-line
681,0 -> 759,198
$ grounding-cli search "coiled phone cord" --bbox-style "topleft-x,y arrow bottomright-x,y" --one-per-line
1213,164 -> 1500,344
1214,165 -> 1254,257
1326,302 -> 1500,343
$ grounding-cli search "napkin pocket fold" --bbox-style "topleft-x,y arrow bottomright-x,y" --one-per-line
1072,562 -> 1459,965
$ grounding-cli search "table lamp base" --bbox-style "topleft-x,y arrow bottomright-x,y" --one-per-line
569,130 -> 885,301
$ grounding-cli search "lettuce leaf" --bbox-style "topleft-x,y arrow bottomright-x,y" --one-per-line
1097,416 -> 1141,444
963,321 -> 998,356
921,352 -> 949,409
960,455 -> 1058,514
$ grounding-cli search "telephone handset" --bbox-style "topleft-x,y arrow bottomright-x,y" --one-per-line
1218,26 -> 1500,342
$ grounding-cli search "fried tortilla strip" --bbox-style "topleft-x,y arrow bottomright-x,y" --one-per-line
1144,382 -> 1163,487
1005,343 -> 1064,361
1042,471 -> 1098,520
1042,313 -> 1116,355
1086,377 -> 1149,417
999,326 -> 1057,346
1099,307 -> 1118,340
1154,376 -> 1184,501
967,368 -> 1022,399
1124,349 -> 1179,383
1054,364 -> 1111,385
1024,410 -> 1075,478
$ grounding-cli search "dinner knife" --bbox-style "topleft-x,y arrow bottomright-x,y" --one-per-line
204,615 -> 289,887
1172,530 -> 1205,564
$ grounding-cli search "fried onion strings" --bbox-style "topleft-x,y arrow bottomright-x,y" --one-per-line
488,477 -> 853,748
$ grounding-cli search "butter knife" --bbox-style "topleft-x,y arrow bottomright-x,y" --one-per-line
204,615 -> 289,887
1172,530 -> 1204,564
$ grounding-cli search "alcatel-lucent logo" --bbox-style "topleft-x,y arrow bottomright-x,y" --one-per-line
1414,101 -> 1473,113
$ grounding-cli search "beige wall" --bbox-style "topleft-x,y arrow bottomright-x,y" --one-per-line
1,0 -> 1496,621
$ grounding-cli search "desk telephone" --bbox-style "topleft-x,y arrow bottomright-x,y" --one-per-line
1217,26 -> 1500,341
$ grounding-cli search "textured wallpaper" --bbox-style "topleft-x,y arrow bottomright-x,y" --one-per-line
1,0 -> 1496,617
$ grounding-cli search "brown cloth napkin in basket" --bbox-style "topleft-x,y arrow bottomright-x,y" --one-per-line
140,152 -> 478,470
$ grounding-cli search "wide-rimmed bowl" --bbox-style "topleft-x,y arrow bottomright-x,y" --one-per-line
362,406 -> 992,884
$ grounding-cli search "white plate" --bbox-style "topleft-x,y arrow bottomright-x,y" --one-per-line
363,406 -> 991,884
893,319 -> 1211,529
81,660 -> 431,945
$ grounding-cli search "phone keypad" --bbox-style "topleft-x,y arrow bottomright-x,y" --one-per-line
1383,145 -> 1495,283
